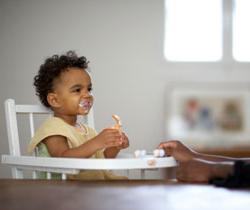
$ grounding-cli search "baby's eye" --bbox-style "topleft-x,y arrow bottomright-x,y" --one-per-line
88,87 -> 93,92
74,88 -> 81,93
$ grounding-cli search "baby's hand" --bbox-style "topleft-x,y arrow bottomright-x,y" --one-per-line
95,128 -> 122,149
116,132 -> 129,150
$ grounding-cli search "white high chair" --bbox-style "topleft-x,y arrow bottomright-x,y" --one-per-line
1,99 -> 177,180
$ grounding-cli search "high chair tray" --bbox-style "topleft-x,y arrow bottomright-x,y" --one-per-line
2,154 -> 177,171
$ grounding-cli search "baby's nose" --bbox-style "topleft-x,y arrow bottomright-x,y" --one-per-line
82,91 -> 92,97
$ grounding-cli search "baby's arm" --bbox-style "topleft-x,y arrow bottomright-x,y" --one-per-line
43,128 -> 122,158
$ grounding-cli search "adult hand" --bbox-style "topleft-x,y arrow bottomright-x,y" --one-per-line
157,140 -> 234,183
157,140 -> 197,162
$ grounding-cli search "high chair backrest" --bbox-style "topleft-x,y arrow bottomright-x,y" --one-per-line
5,99 -> 95,155
5,99 -> 48,157
4,98 -> 94,178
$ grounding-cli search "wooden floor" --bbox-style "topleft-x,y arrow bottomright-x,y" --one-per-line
1,179 -> 250,210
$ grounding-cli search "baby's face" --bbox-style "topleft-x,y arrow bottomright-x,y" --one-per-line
52,67 -> 93,116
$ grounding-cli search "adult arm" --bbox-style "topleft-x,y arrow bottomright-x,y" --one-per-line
158,140 -> 250,183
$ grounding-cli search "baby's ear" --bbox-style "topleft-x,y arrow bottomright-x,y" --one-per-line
47,92 -> 61,108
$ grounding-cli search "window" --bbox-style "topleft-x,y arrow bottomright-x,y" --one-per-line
164,0 -> 222,62
164,0 -> 250,62
233,0 -> 250,62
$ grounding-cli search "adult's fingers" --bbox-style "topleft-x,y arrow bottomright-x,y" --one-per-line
157,140 -> 178,149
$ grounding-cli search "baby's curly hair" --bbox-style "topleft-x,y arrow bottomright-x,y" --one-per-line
34,51 -> 89,107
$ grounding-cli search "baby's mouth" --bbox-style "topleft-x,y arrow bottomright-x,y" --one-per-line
79,100 -> 92,110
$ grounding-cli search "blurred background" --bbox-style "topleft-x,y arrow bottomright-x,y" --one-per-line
1,0 -> 250,178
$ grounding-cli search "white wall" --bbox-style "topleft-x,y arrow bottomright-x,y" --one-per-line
1,0 -> 250,178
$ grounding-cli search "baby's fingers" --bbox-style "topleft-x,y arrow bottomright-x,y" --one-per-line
105,139 -> 122,148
